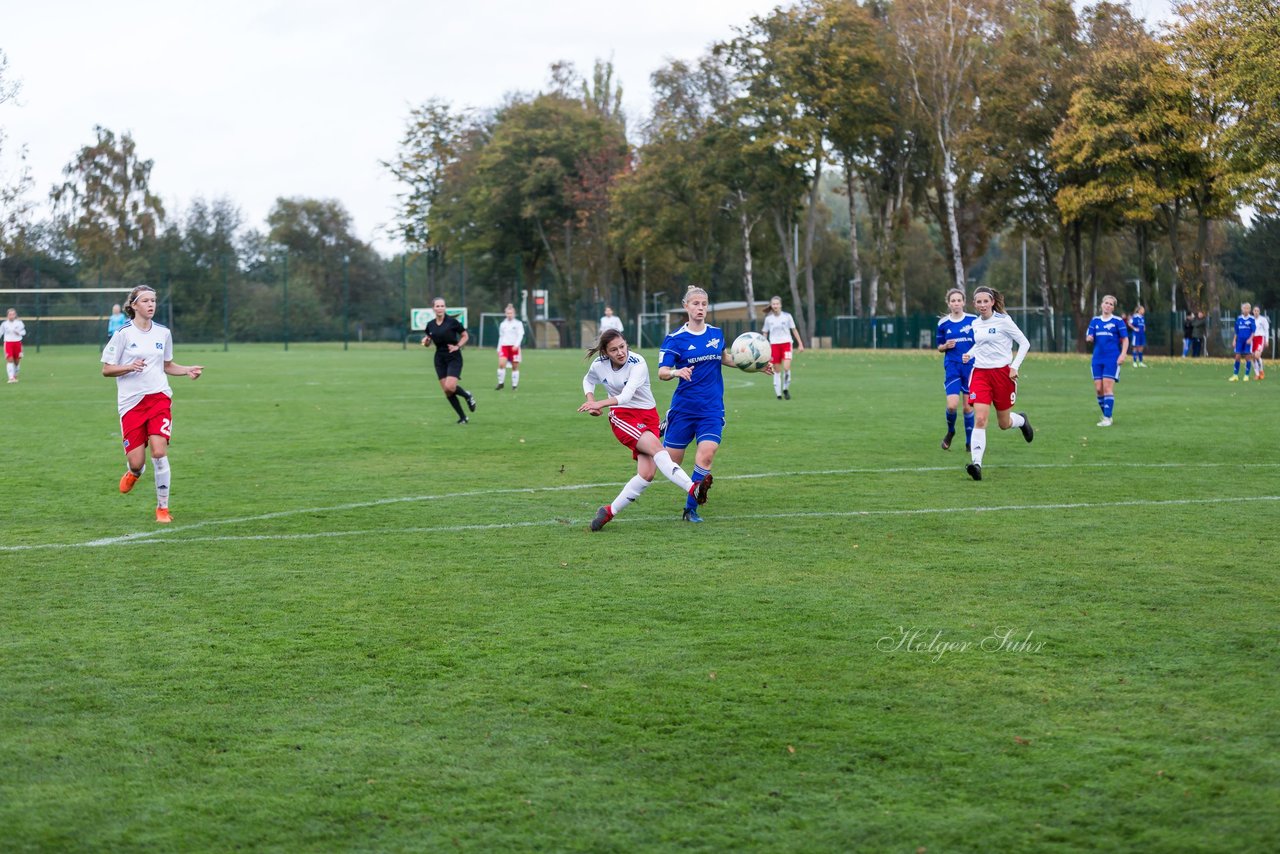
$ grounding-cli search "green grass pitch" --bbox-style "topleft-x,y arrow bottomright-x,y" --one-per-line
1,343 -> 1276,851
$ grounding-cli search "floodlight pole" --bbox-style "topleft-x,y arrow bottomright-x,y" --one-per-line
282,253 -> 290,352
223,257 -> 230,352
343,255 -> 350,351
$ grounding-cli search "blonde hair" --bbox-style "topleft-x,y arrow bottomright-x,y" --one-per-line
683,286 -> 709,304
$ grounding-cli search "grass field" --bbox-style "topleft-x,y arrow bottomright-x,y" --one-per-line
1,342 -> 1276,852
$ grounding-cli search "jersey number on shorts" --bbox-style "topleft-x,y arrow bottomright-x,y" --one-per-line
161,417 -> 172,438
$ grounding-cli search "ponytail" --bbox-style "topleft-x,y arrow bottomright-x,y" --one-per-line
588,328 -> 626,361
973,286 -> 1005,314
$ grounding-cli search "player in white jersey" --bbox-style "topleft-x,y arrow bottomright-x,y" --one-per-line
761,295 -> 804,399
1252,305 -> 1270,380
579,328 -> 703,531
495,303 -> 524,390
599,305 -> 624,335
961,286 -> 1034,481
101,285 -> 204,523
2,308 -> 27,383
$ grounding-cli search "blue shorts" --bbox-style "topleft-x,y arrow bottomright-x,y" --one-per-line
662,410 -> 725,449
1092,359 -> 1121,382
1235,339 -> 1254,355
944,360 -> 973,397
1131,332 -> 1145,347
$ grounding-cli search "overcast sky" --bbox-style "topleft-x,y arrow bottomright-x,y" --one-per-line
3,0 -> 1174,254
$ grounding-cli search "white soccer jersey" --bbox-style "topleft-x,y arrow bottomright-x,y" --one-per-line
600,315 -> 624,334
582,351 -> 656,410
967,312 -> 1030,370
1,319 -> 25,342
1255,315 -> 1271,341
101,321 -> 174,416
497,318 -> 525,348
762,311 -> 797,344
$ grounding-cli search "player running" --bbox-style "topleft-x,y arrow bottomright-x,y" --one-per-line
761,295 -> 804,400
2,308 -> 26,384
1128,305 -> 1147,367
579,328 -> 705,531
963,286 -> 1034,481
1087,295 -> 1130,427
935,288 -> 976,450
1229,302 -> 1256,382
495,303 -> 523,390
421,297 -> 477,422
100,285 -> 204,523
659,286 -> 770,522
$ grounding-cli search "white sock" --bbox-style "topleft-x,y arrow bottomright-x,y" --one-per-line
1008,412 -> 1025,429
653,450 -> 694,492
5,363 -> 13,379
971,428 -> 987,465
498,368 -> 506,384
773,372 -> 782,396
610,475 -> 650,516
783,369 -> 791,389
153,456 -> 171,508
512,370 -> 519,387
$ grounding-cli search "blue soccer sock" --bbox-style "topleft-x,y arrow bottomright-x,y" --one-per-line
1097,395 -> 1106,415
946,409 -> 957,432
686,466 -> 710,511
1103,395 -> 1115,417
1245,359 -> 1252,376
963,411 -> 974,444
1137,351 -> 1144,364
1234,359 -> 1241,375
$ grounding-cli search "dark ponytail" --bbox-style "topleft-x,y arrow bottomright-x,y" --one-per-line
974,286 -> 1005,314
588,328 -> 626,360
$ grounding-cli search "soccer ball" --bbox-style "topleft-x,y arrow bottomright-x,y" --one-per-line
730,332 -> 772,372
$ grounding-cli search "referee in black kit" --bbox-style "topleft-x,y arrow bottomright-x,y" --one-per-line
421,297 -> 477,423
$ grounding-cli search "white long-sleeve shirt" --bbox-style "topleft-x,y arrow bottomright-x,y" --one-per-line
0,318 -> 26,342
497,318 -> 524,348
967,312 -> 1030,370
582,351 -> 656,410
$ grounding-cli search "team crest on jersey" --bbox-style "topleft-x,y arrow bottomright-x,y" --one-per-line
707,338 -> 720,349
155,342 -> 163,349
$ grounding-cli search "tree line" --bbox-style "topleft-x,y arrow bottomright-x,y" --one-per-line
1,0 -> 1277,349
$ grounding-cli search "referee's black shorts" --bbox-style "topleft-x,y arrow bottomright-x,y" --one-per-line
434,349 -> 463,379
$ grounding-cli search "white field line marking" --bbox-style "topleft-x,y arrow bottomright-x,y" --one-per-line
4,493 -> 1278,552
58,460 -> 1280,548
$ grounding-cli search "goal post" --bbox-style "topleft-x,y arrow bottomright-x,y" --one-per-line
0,287 -> 135,349
636,312 -> 670,350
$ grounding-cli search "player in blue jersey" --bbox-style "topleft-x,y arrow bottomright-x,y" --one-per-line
658,286 -> 770,523
1086,294 -> 1129,427
1229,302 -> 1256,382
1128,305 -> 1147,367
936,288 -> 976,451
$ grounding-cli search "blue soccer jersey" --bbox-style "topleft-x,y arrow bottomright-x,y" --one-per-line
1235,315 -> 1256,351
936,313 -> 977,364
1088,315 -> 1129,362
659,323 -> 727,417
1129,314 -> 1145,336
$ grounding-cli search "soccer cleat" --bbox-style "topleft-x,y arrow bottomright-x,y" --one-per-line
682,507 -> 704,523
1242,375 -> 1250,382
966,463 -> 982,481
119,470 -> 140,494
155,507 -> 172,524
783,389 -> 790,400
1097,417 -> 1113,427
1017,412 -> 1034,443
466,394 -> 477,411
512,385 -> 518,391
777,395 -> 782,400
589,505 -> 614,532
941,430 -> 955,451
457,416 -> 469,424
1228,375 -> 1239,382
495,383 -> 504,390
694,474 -> 713,505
